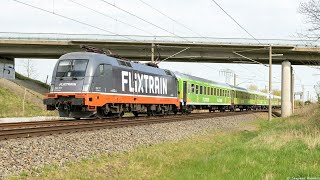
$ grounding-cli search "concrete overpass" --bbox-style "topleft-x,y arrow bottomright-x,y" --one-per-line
0,39 -> 319,65
0,34 -> 319,119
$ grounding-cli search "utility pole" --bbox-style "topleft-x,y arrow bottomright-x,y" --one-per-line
302,85 -> 305,106
291,71 -> 295,113
151,43 -> 155,63
219,69 -> 234,85
268,45 -> 272,121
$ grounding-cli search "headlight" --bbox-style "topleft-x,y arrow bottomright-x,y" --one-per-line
82,84 -> 90,92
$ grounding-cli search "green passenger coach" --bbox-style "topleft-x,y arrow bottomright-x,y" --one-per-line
174,72 -> 281,113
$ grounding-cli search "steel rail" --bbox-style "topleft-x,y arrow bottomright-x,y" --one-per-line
0,113 -> 207,130
0,111 -> 276,141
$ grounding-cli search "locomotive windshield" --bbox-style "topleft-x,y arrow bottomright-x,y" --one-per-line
56,59 -> 88,77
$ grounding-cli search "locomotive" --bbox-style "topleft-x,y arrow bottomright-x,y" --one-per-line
43,52 -> 281,118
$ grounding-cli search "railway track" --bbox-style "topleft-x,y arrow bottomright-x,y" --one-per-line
0,110 -> 274,141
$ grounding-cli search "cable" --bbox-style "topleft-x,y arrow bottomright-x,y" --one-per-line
96,0 -> 191,42
68,0 -> 155,36
210,0 -> 261,44
11,0 -> 137,41
137,0 -> 207,40
157,47 -> 190,64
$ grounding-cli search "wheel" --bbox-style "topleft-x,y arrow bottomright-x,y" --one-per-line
118,111 -> 124,118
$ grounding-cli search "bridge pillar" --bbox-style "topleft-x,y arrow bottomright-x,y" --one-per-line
281,61 -> 292,117
0,57 -> 15,79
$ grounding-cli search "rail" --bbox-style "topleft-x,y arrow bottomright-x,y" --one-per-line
0,110 -> 280,141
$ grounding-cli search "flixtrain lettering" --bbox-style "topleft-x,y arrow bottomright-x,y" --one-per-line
121,71 -> 168,95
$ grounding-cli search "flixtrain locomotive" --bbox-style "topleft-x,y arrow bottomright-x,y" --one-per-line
44,52 -> 281,118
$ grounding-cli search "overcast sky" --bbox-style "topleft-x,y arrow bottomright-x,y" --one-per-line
1,0 -> 319,100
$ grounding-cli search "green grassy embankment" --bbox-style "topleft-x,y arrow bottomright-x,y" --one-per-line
0,73 -> 56,117
15,72 -> 50,89
0,87 -> 54,117
13,105 -> 320,179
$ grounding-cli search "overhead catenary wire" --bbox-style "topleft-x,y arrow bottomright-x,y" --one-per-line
208,0 -> 284,82
68,0 -> 155,36
11,0 -> 137,41
210,0 -> 261,44
157,47 -> 190,64
96,0 -> 191,42
137,0 -> 207,40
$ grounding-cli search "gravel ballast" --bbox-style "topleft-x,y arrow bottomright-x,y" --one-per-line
0,113 -> 266,179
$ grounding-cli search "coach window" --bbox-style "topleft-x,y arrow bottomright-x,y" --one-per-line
204,86 -> 206,95
191,84 -> 195,94
200,86 -> 203,94
196,85 -> 199,94
214,88 -> 216,96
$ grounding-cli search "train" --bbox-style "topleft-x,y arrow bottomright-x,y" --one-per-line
43,51 -> 281,119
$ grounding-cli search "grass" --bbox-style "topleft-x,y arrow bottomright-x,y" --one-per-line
15,72 -> 50,89
0,87 -> 55,117
11,105 -> 320,180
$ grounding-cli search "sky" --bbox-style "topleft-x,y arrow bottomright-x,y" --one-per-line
1,0 -> 319,101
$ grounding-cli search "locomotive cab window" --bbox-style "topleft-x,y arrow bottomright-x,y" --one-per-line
56,59 -> 88,77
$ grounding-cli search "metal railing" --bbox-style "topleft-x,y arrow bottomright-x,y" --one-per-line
0,32 -> 319,47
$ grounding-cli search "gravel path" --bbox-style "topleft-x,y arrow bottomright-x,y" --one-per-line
0,113 -> 266,179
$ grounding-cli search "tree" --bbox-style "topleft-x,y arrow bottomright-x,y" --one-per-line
299,0 -> 320,35
21,59 -> 37,79
272,89 -> 281,96
247,84 -> 258,91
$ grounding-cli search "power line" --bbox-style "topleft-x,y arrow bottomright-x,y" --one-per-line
68,0 -> 155,36
11,0 -> 136,41
210,0 -> 261,44
137,0 -> 207,40
96,0 -> 191,42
